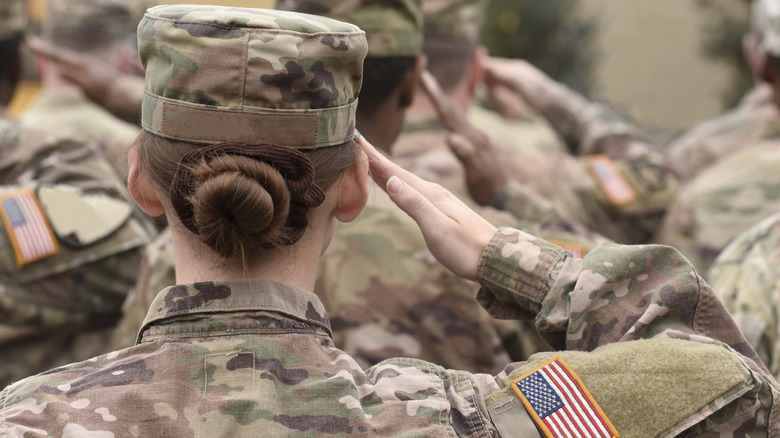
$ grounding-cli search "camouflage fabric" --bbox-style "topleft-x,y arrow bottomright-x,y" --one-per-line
44,0 -> 135,45
0,115 -> 154,388
20,92 -> 140,177
109,227 -> 174,350
139,5 -> 366,148
275,0 -> 423,57
0,0 -> 24,40
422,0 -> 484,42
1,228 -> 776,435
474,81 -> 678,245
708,211 -> 780,379
394,110 -> 611,253
668,84 -> 779,179
653,127 -> 780,274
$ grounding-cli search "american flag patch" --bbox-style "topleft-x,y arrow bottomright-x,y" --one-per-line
0,189 -> 59,267
511,356 -> 618,438
586,154 -> 637,206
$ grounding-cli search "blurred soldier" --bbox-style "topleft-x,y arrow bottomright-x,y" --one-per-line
708,212 -> 780,378
24,0 -> 157,127
0,0 -> 153,387
702,0 -> 780,375
668,1 -> 779,179
0,8 -> 777,434
653,0 -> 780,274
21,0 -> 140,175
400,2 -> 677,247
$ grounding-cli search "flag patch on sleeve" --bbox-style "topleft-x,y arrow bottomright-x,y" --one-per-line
586,154 -> 637,206
511,356 -> 618,438
0,189 -> 59,267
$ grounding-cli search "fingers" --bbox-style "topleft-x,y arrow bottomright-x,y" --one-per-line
384,176 -> 440,227
419,70 -> 468,133
356,135 -> 426,191
26,37 -> 61,62
446,133 -> 474,161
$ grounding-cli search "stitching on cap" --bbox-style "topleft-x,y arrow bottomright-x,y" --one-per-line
144,15 -> 365,38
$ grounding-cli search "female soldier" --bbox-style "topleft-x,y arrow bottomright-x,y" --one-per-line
0,5 -> 777,437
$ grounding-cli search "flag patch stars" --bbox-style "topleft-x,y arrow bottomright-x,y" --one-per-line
511,356 -> 619,438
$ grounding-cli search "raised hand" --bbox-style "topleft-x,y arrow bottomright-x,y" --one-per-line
357,135 -> 497,281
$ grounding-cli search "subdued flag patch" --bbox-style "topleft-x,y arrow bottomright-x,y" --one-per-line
511,356 -> 618,438
0,189 -> 59,267
586,154 -> 637,206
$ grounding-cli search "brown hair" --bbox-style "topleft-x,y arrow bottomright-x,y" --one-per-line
135,130 -> 359,261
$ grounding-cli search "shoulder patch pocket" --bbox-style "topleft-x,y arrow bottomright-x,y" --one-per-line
37,184 -> 133,248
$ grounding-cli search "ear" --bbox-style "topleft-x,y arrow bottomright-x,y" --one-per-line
466,46 -> 488,97
399,54 -> 428,108
127,147 -> 165,217
334,150 -> 369,223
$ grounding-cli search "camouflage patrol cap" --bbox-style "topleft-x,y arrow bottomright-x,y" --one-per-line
423,0 -> 485,42
44,0 -> 134,45
0,0 -> 25,41
275,0 -> 423,57
138,5 -> 367,148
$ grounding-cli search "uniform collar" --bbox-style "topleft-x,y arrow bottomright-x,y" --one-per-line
137,278 -> 332,343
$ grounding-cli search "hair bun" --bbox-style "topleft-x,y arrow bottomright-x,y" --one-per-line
189,155 -> 291,259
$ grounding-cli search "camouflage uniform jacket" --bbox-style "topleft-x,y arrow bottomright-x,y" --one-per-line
0,114 -> 153,388
669,84 -> 778,180
1,228 -> 777,436
20,90 -> 140,176
470,88 -> 678,245
709,211 -> 780,379
653,129 -> 780,274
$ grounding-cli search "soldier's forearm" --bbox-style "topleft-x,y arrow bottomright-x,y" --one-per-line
476,228 -> 763,366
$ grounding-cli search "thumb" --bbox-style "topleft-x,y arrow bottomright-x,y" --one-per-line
446,133 -> 474,162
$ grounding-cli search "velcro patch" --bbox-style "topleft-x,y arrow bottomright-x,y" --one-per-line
0,189 -> 59,267
511,356 -> 618,438
586,155 -> 637,206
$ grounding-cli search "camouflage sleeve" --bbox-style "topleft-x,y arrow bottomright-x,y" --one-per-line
475,227 -> 764,368
708,213 -> 780,378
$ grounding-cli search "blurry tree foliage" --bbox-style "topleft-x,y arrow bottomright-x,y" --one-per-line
480,0 -> 598,95
696,0 -> 753,109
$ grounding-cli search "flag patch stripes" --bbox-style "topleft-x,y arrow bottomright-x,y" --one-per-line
511,356 -> 618,438
0,189 -> 59,266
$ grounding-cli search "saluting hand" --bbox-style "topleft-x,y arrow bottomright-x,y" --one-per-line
357,136 -> 497,282
418,70 -> 509,207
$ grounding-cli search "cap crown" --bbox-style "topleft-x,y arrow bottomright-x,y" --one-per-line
275,0 -> 422,57
139,5 -> 368,148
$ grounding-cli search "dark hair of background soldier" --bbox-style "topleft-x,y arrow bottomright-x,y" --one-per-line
0,33 -> 23,81
423,34 -> 477,92
134,131 -> 359,261
358,56 -> 417,116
